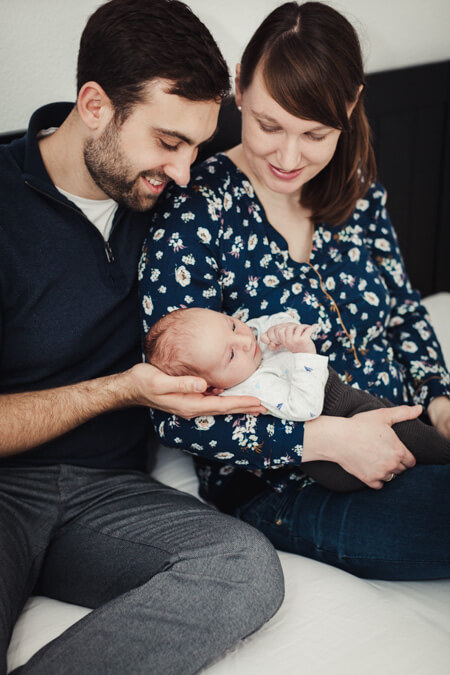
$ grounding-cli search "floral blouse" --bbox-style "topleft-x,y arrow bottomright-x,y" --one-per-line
139,153 -> 450,503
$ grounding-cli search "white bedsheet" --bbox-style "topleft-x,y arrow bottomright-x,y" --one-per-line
7,293 -> 450,674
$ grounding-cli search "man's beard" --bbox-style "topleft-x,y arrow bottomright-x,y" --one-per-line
83,119 -> 168,212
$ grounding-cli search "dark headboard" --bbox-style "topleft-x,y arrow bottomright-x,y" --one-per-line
2,60 -> 449,296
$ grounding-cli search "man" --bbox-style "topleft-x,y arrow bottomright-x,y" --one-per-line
0,1 -> 283,672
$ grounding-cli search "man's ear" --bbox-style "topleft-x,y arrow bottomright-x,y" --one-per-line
76,81 -> 114,132
234,63 -> 243,108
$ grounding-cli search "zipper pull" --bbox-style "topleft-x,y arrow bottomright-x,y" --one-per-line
105,241 -> 115,262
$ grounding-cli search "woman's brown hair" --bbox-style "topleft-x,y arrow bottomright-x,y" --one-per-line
240,1 -> 376,225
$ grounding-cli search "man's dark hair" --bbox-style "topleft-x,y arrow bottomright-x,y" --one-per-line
77,0 -> 230,120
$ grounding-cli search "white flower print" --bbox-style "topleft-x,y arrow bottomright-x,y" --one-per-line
155,251 -> 163,260
374,238 -> 391,252
292,444 -> 303,457
182,254 -> 195,265
215,452 -> 235,460
205,256 -> 219,271
191,443 -> 203,451
245,276 -> 260,296
158,285 -> 167,294
242,180 -> 254,198
207,197 -> 222,221
184,295 -> 194,304
221,270 -> 236,287
233,308 -> 249,322
364,291 -> 380,306
348,247 -> 360,262
168,232 -> 185,252
142,295 -> 154,316
203,287 -> 217,298
248,234 -> 258,251
220,465 -> 235,475
175,265 -> 191,287
259,254 -> 272,268
223,192 -> 233,210
197,227 -> 212,244
181,212 -> 195,223
280,289 -> 290,304
427,346 -> 438,360
356,198 -> 370,211
230,237 -> 244,258
340,272 -> 356,287
415,321 -> 431,341
153,229 -> 165,241
195,416 -> 215,431
263,275 -> 279,287
150,268 -> 160,282
401,341 -> 418,353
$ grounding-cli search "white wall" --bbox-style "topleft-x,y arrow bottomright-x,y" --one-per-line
1,0 -> 449,132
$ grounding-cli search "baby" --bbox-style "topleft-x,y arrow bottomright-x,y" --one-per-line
145,307 -> 450,491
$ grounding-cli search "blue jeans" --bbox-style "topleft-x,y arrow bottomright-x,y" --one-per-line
236,464 -> 450,580
1,465 -> 283,675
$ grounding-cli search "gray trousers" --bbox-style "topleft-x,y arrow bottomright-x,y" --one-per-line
1,465 -> 283,674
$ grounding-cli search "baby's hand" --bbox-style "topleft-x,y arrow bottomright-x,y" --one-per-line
260,323 -> 317,354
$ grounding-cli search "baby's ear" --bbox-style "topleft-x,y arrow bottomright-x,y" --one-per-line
204,385 -> 225,396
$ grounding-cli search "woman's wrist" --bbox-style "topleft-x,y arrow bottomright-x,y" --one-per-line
302,415 -> 348,462
427,395 -> 450,424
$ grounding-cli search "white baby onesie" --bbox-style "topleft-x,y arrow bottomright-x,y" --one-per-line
221,312 -> 329,421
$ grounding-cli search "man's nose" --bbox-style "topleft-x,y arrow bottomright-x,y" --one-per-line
164,147 -> 197,186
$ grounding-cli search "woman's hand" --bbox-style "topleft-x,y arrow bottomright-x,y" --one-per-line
427,396 -> 450,439
123,363 -> 266,419
303,405 -> 422,489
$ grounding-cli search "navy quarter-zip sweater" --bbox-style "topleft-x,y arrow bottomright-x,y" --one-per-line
0,103 -> 151,469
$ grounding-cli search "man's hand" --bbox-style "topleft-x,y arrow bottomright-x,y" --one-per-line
260,323 -> 317,354
427,396 -> 450,440
125,363 -> 265,419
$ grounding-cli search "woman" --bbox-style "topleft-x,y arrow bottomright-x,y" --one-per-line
139,1 -> 450,579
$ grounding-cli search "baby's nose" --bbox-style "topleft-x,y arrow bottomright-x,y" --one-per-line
239,334 -> 253,351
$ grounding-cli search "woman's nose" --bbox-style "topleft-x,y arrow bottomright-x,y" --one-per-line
277,137 -> 301,170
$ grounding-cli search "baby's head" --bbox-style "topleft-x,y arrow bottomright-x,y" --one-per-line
145,308 -> 262,390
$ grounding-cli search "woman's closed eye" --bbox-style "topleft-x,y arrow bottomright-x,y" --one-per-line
305,132 -> 326,142
258,122 -> 281,134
